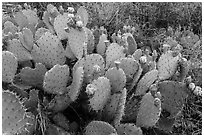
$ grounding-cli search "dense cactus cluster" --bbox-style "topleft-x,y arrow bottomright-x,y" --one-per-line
2,3 -> 202,135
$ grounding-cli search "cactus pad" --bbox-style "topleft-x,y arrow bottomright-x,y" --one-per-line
2,51 -> 18,83
96,34 -> 108,56
123,33 -> 137,55
34,27 -> 48,41
158,80 -> 189,118
135,69 -> 158,96
105,66 -> 126,93
136,92 -> 161,127
85,121 -> 117,135
84,27 -> 95,54
43,64 -> 70,94
2,91 -> 35,135
116,123 -> 143,135
158,51 -> 181,80
20,63 -> 47,87
76,6 -> 88,27
88,77 -> 111,111
105,43 -> 126,68
19,28 -> 34,51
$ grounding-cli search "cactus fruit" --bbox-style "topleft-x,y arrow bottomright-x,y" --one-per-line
103,88 -> 127,126
134,69 -> 158,96
105,43 -> 126,69
105,63 -> 126,93
123,33 -> 137,55
43,64 -> 70,95
2,90 -> 35,135
158,50 -> 181,80
31,32 -> 66,68
2,51 -> 18,83
7,39 -> 32,61
67,28 -> 88,59
116,123 -> 143,135
19,28 -> 34,51
76,6 -> 88,27
84,121 -> 117,135
20,63 -> 47,87
96,33 -> 108,56
88,77 -> 111,111
67,67 -> 84,102
118,57 -> 139,82
34,27 -> 48,41
193,86 -> 202,96
158,80 -> 189,118
136,92 -> 161,128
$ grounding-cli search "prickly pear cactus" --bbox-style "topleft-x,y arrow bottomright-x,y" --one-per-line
123,33 -> 137,55
135,69 -> 158,96
52,113 -> 70,132
84,121 -> 117,135
13,11 -> 29,30
88,76 -> 111,111
54,13 -> 70,40
118,57 -> 139,82
116,123 -> 143,135
158,50 -> 181,80
34,27 -> 48,41
178,57 -> 191,82
3,21 -> 18,35
67,66 -> 84,102
158,80 -> 189,118
42,11 -> 55,34
103,88 -> 127,126
105,43 -> 126,69
20,63 -> 47,87
105,63 -> 126,93
132,49 -> 143,61
19,28 -> 34,51
43,64 -> 70,95
2,90 -> 35,135
84,27 -> 95,54
31,32 -> 66,68
136,92 -> 161,128
76,6 -> 88,27
2,51 -> 18,83
7,39 -> 32,61
96,33 -> 108,56
22,8 -> 39,27
67,28 -> 87,59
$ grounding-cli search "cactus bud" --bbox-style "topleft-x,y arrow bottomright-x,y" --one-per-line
188,82 -> 196,91
67,7 -> 75,13
76,20 -> 83,28
139,56 -> 147,64
193,86 -> 202,96
114,60 -> 121,70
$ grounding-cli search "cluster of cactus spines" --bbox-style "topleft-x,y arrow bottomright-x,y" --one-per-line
20,63 -> 47,87
103,88 -> 127,126
123,32 -> 137,55
7,39 -> 32,62
96,33 -> 108,56
2,90 -> 35,135
2,51 -> 18,83
84,121 -> 117,135
158,80 -> 189,118
43,64 -> 70,95
19,27 -> 34,51
105,43 -> 126,69
105,61 -> 127,93
31,31 -> 66,68
66,28 -> 88,59
134,69 -> 158,96
67,66 -> 84,102
115,123 -> 143,135
157,50 -> 181,80
118,57 -> 139,82
88,76 -> 111,111
136,92 -> 161,128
